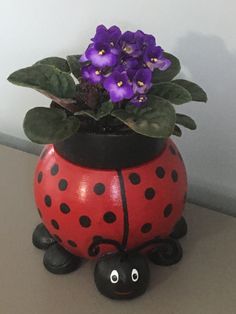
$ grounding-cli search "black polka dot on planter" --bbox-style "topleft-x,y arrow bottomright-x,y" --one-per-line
79,216 -> 91,228
60,203 -> 71,214
51,219 -> 59,230
171,170 -> 178,182
145,188 -> 156,200
155,167 -> 165,179
93,183 -> 105,195
58,179 -> 68,191
169,145 -> 176,155
53,234 -> 62,243
141,223 -> 152,233
50,164 -> 59,176
164,204 -> 173,217
129,173 -> 141,185
44,195 -> 52,207
37,171 -> 43,183
103,211 -> 117,223
67,240 -> 77,247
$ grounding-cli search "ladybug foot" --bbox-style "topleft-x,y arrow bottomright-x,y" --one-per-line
170,216 -> 187,239
148,238 -> 183,266
43,243 -> 81,274
32,223 -> 56,250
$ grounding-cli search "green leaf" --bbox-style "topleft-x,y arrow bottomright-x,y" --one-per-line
150,82 -> 192,104
111,95 -> 176,138
152,53 -> 181,83
67,55 -> 82,79
176,113 -> 197,130
8,64 -> 76,99
75,101 -> 114,121
172,124 -> 182,137
173,79 -> 207,102
23,107 -> 80,144
34,57 -> 70,73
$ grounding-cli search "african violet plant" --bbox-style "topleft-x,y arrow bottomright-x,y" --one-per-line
8,25 -> 207,144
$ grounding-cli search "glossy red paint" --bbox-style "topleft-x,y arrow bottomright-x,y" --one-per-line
34,139 -> 187,259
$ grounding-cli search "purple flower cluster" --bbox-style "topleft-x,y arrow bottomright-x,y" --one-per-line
80,25 -> 171,106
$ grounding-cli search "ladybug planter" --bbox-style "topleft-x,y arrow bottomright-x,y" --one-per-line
8,24 -> 207,300
32,132 -> 187,299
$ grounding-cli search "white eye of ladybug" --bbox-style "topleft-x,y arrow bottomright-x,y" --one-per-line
131,268 -> 139,282
110,270 -> 119,284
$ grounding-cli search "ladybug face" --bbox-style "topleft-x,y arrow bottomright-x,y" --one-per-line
94,252 -> 150,299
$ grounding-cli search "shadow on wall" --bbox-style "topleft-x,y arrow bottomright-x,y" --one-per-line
174,33 -> 236,216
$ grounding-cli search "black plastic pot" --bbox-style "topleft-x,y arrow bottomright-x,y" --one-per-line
54,131 -> 166,169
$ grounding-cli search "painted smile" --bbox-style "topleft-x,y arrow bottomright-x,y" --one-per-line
114,290 -> 133,296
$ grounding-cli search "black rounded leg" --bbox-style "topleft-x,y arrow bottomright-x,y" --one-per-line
43,243 -> 82,274
170,216 -> 187,239
148,238 -> 183,266
32,223 -> 56,250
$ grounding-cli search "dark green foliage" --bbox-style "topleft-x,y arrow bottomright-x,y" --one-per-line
7,50 -> 207,143
75,101 -> 114,121
8,64 -> 76,99
173,79 -> 207,102
152,53 -> 181,83
172,125 -> 182,137
176,113 -> 197,130
67,55 -> 83,79
150,82 -> 192,104
23,107 -> 80,144
112,96 -> 176,138
34,57 -> 70,73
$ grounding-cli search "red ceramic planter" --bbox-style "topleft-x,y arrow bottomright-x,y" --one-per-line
34,136 -> 187,259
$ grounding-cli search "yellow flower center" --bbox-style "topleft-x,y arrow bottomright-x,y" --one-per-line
117,81 -> 123,87
98,49 -> 106,55
137,80 -> 144,87
151,57 -> 158,63
95,70 -> 101,75
123,45 -> 132,54
139,97 -> 144,102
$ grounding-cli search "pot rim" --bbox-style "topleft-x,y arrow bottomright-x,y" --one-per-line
54,131 -> 166,169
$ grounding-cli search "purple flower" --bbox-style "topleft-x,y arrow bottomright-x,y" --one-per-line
81,64 -> 103,83
121,57 -> 140,70
119,31 -> 143,57
103,71 -> 134,102
80,53 -> 89,62
85,42 -> 118,68
130,94 -> 148,106
92,25 -> 122,48
144,46 -> 171,71
133,68 -> 152,94
135,30 -> 156,48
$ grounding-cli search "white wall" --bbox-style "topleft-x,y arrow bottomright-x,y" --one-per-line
1,0 -> 236,214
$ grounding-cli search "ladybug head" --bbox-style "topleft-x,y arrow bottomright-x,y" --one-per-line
94,251 -> 150,300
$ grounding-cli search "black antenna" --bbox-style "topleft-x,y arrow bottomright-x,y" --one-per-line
88,235 -> 176,257
88,236 -> 124,257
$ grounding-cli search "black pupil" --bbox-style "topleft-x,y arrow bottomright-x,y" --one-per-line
133,274 -> 138,280
112,275 -> 117,281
